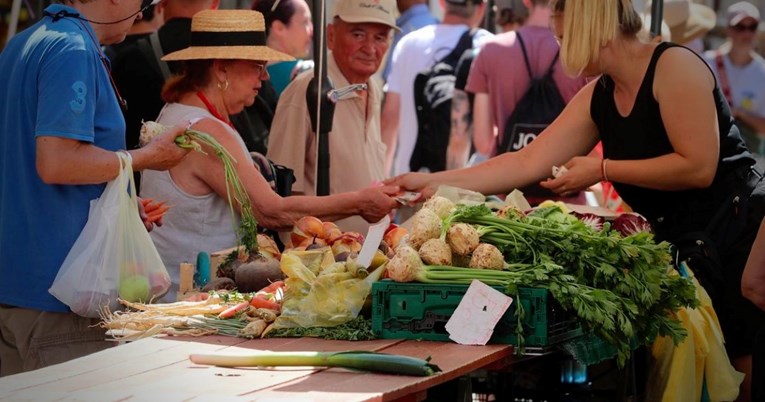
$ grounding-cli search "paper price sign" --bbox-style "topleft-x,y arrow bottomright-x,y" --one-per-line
445,280 -> 513,345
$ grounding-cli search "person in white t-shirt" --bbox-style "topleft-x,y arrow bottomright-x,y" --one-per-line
380,0 -> 493,177
704,1 -> 765,156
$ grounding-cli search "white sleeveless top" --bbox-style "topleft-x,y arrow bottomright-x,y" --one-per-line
141,103 -> 248,302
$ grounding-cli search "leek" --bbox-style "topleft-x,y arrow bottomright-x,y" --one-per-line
189,350 -> 441,376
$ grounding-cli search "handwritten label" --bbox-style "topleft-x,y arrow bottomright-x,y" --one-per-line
445,280 -> 513,345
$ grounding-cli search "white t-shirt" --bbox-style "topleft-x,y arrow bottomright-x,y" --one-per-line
386,24 -> 493,176
703,50 -> 765,131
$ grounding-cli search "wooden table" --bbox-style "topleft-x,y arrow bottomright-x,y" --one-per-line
0,336 -> 513,401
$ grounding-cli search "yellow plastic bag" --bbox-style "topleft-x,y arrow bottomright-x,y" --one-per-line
645,263 -> 744,402
271,249 -> 383,329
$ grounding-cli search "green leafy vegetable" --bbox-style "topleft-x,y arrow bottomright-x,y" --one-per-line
265,317 -> 377,341
429,204 -> 698,367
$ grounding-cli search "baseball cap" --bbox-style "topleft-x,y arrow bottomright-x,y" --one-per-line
332,0 -> 400,31
727,1 -> 760,26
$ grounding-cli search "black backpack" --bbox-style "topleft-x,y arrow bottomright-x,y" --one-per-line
410,29 -> 476,173
498,34 -> 566,199
499,34 -> 565,154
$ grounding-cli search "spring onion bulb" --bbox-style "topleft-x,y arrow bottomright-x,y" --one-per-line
189,350 -> 441,376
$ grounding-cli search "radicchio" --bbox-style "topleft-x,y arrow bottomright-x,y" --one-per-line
573,212 -> 605,232
612,213 -> 653,236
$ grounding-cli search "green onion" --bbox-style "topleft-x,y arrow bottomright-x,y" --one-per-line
189,350 -> 441,376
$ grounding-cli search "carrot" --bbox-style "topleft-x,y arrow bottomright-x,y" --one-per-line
257,280 -> 284,294
249,295 -> 280,311
144,200 -> 167,213
140,198 -> 153,207
145,205 -> 171,223
217,301 -> 250,319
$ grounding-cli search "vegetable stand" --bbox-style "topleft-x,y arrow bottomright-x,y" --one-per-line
0,335 -> 513,401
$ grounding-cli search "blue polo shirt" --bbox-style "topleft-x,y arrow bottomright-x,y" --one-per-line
0,4 -> 126,312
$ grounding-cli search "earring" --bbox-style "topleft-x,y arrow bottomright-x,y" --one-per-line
217,79 -> 229,91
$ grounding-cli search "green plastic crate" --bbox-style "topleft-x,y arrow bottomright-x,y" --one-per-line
371,280 -> 582,346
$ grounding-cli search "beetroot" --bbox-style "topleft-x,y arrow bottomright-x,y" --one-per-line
234,255 -> 283,292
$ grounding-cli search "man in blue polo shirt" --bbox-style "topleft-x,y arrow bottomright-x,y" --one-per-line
0,0 -> 188,376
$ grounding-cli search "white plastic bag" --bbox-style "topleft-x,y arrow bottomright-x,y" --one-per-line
49,152 -> 171,317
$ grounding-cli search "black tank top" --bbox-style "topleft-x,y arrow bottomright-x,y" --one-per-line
590,42 -> 755,240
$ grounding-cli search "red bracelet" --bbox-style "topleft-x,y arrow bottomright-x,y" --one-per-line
601,158 -> 609,182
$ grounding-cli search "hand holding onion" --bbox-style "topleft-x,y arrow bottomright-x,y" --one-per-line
135,122 -> 191,171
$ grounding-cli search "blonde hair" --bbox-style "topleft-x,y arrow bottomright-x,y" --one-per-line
552,0 -> 642,76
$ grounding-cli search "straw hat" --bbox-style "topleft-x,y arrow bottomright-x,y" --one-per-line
162,10 -> 294,62
646,0 -> 716,45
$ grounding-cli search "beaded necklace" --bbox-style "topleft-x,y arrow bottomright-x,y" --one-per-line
196,91 -> 234,129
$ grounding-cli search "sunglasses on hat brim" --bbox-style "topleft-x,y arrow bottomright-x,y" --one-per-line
731,23 -> 759,32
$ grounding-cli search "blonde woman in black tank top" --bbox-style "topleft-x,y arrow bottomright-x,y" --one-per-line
388,1 -> 765,400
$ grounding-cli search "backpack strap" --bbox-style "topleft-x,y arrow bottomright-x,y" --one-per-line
545,51 -> 560,79
135,34 -> 170,80
148,31 -> 172,80
516,33 -> 533,80
442,28 -> 476,66
517,32 -> 560,80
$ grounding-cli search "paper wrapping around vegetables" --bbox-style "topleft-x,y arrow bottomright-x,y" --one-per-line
271,249 -> 384,329
433,185 -> 531,212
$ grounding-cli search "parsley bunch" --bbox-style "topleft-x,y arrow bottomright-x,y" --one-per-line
447,204 -> 698,367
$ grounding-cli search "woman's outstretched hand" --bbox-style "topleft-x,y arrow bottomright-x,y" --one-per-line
385,172 -> 435,201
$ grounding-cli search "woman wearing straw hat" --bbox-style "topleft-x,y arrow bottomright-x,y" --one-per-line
140,9 -> 400,301
389,0 -> 765,398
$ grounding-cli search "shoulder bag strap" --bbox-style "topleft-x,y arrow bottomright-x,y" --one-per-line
715,50 -> 734,107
